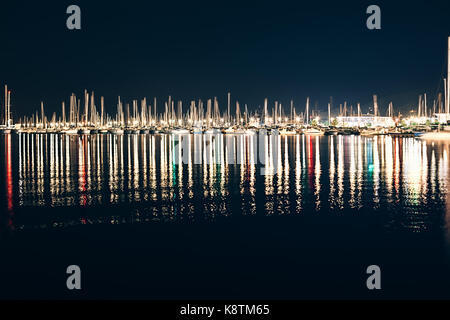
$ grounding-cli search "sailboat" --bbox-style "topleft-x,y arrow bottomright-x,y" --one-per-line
62,128 -> 79,134
418,131 -> 450,140
109,128 -> 124,134
171,128 -> 190,134
205,128 -> 221,134
279,127 -> 297,135
304,127 -> 324,135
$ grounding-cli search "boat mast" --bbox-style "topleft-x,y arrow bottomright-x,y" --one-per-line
328,103 -> 331,125
4,85 -> 7,126
7,88 -> 11,127
227,92 -> 231,124
373,95 -> 378,117
62,102 -> 66,127
263,98 -> 268,125
447,37 -> 450,114
305,97 -> 310,126
101,96 -> 104,127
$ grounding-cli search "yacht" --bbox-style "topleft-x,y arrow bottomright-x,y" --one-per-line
303,128 -> 324,135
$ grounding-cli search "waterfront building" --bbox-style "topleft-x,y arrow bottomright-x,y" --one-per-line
336,115 -> 395,128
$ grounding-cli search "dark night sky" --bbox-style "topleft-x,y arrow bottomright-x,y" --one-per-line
1,0 -> 450,119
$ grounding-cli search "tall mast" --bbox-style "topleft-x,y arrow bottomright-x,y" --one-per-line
40,102 -> 45,128
227,92 -> 231,124
153,97 -> 157,126
206,99 -> 212,128
84,90 -> 89,126
264,98 -> 268,125
357,103 -> 361,127
101,96 -> 104,127
424,93 -> 427,118
305,97 -> 310,125
290,100 -> 294,123
62,102 -> 66,127
244,104 -> 248,125
69,95 -> 73,125
77,99 -> 80,126
328,103 -> 331,125
214,97 -> 219,125
178,101 -> 182,126
373,95 -> 378,117
132,100 -> 137,126
445,79 -> 447,115
141,98 -> 147,127
90,91 -> 96,126
447,36 -> 450,114
236,101 -> 240,125
7,89 -> 11,127
4,85 -> 7,126
126,103 -> 130,127
418,95 -> 422,118
274,101 -> 278,125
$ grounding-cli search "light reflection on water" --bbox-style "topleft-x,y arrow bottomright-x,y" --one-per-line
1,133 -> 449,234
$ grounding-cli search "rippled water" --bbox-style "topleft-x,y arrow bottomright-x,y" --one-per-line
2,133 -> 449,229
1,133 -> 450,299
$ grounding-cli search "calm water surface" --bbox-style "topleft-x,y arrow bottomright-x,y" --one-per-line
0,133 -> 449,299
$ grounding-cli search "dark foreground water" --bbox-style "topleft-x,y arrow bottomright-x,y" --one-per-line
0,133 -> 449,299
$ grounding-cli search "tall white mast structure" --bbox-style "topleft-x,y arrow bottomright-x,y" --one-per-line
4,85 -> 6,126
263,98 -> 268,125
305,97 -> 310,125
101,96 -> 104,127
227,92 -> 231,124
62,102 -> 66,127
328,103 -> 331,125
373,95 -> 378,117
7,88 -> 11,127
447,36 -> 450,114
424,93 -> 427,118
4,85 -> 11,127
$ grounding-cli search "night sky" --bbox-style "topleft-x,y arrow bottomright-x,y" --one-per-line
1,0 -> 450,119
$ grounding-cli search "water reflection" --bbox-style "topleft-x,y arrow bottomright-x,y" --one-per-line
0,133 -> 449,235
5,134 -> 13,229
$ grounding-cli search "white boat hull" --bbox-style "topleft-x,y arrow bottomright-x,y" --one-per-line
418,132 -> 450,140
62,129 -> 78,134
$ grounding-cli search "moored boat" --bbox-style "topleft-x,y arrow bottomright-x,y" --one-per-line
62,128 -> 79,135
192,127 -> 203,134
304,128 -> 324,135
417,131 -> 450,140
205,128 -> 221,134
324,128 -> 338,136
171,128 -> 190,134
109,128 -> 124,135
279,128 -> 297,135
78,128 -> 90,134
